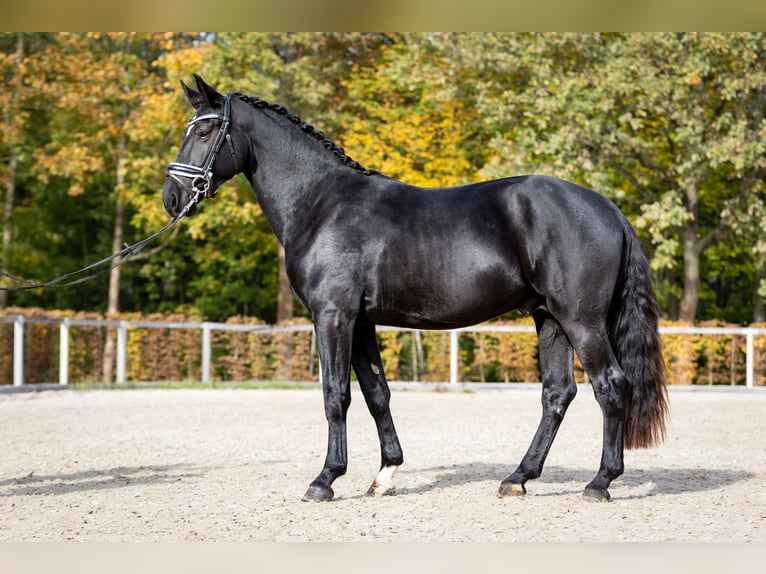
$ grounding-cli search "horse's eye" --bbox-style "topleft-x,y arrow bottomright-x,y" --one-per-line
196,128 -> 211,139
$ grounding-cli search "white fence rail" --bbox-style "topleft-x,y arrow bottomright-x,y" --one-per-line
1,314 -> 765,388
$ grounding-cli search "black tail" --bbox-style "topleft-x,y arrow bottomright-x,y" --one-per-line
608,215 -> 669,450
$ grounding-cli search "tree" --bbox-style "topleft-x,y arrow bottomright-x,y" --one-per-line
339,34 -> 485,186
3,32 -> 765,329
0,33 -> 66,307
30,33 -> 202,379
477,33 -> 766,323
0,33 -> 26,308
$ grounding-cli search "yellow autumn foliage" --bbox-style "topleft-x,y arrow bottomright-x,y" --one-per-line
3,308 -> 766,386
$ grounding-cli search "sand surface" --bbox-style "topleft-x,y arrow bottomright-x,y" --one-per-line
1,386 -> 764,541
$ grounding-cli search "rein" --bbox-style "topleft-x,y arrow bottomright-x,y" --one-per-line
2,96 -> 235,293
166,95 -> 235,198
0,189 -> 204,292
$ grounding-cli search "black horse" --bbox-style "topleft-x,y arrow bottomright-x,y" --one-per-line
163,75 -> 669,503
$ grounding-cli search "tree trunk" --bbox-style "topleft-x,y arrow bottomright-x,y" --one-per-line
754,267 -> 765,324
678,224 -> 700,324
102,151 -> 127,383
678,182 -> 701,324
0,33 -> 24,310
106,194 -> 124,317
0,154 -> 17,310
754,297 -> 765,324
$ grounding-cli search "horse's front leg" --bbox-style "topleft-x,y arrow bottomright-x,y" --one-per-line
301,308 -> 355,503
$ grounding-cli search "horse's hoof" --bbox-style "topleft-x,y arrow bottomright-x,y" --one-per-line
498,481 -> 526,497
366,465 -> 398,497
366,480 -> 396,497
301,485 -> 334,503
583,487 -> 611,502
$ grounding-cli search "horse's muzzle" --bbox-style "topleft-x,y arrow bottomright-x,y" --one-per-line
163,180 -> 197,218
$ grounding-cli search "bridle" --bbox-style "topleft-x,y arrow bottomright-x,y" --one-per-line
166,94 -> 236,199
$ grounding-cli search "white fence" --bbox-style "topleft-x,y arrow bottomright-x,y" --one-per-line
1,314 -> 765,388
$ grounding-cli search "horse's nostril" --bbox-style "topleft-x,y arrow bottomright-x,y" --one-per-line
170,193 -> 179,211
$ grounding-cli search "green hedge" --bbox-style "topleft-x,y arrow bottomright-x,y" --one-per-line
2,308 -> 764,386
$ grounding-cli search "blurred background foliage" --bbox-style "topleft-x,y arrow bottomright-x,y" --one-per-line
2,32 -> 765,325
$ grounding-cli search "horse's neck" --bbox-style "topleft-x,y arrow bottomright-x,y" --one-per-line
244,112 -> 343,245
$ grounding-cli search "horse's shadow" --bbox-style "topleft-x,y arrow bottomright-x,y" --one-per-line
3,460 -> 753,501
0,464 -> 201,497
395,462 -> 754,499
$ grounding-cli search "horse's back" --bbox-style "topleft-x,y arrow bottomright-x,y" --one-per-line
356,174 -> 625,329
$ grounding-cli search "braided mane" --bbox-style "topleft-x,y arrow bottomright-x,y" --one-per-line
231,92 -> 377,176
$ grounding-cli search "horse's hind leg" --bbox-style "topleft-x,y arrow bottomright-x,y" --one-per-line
351,321 -> 404,496
564,326 -> 627,502
499,312 -> 577,497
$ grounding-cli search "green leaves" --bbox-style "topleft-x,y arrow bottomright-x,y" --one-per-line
2,33 -> 766,323
474,33 -> 766,321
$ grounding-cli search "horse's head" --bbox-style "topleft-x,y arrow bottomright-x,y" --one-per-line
163,74 -> 240,218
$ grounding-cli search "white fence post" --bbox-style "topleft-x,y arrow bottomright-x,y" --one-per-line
201,322 -> 211,383
116,321 -> 127,384
59,319 -> 69,385
13,315 -> 24,386
450,329 -> 459,385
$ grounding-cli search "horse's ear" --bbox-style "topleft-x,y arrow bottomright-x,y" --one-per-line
193,74 -> 225,109
181,80 -> 205,111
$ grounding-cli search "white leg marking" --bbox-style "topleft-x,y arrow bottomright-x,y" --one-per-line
367,465 -> 399,496
376,465 -> 398,487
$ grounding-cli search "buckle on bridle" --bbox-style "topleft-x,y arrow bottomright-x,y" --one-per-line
192,174 -> 216,198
